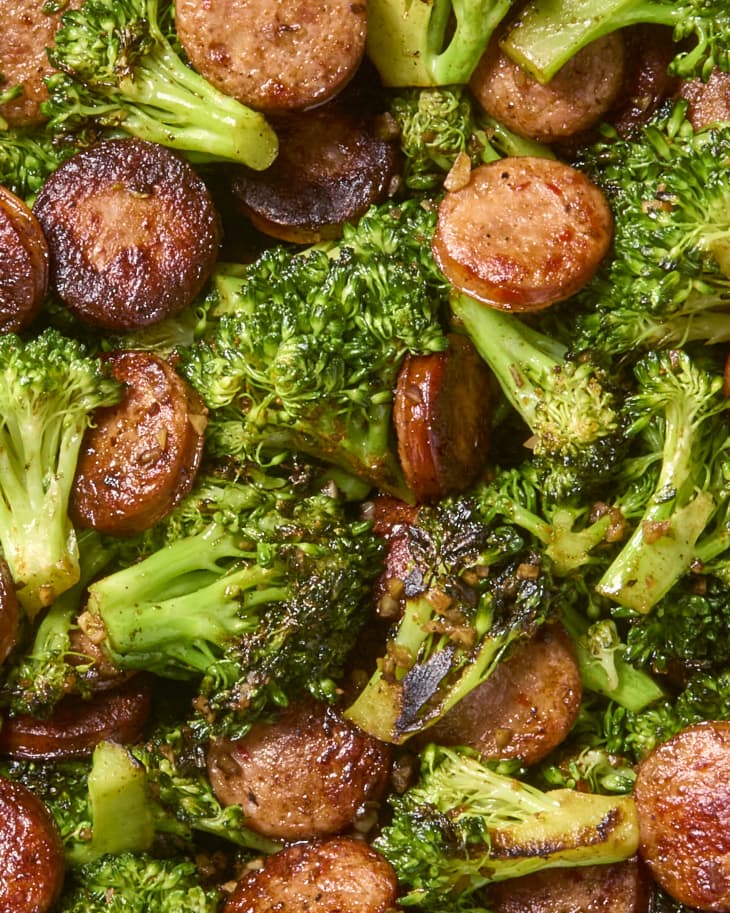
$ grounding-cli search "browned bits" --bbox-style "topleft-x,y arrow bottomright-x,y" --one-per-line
634,720 -> 730,911
207,700 -> 391,840
432,157 -> 613,310
0,185 -> 49,333
679,67 -> 730,131
471,33 -> 625,143
175,0 -> 367,114
223,836 -> 399,913
32,138 -> 222,330
70,350 -> 207,536
393,332 -> 492,503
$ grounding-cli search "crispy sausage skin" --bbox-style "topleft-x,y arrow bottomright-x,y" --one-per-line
32,138 -> 222,330
175,0 -> 367,114
471,33 -> 625,143
70,350 -> 207,536
418,622 -> 582,765
0,676 -> 151,760
0,185 -> 49,333
207,700 -> 391,840
634,720 -> 730,911
0,777 -> 65,913
0,557 -> 19,667
432,157 -> 613,310
393,332 -> 492,503
223,836 -> 399,913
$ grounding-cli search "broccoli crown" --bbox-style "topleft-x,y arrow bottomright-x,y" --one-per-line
374,744 -> 639,908
574,105 -> 730,356
0,127 -> 74,202
44,0 -> 277,169
179,200 -> 449,498
501,0 -> 730,84
0,328 -> 120,615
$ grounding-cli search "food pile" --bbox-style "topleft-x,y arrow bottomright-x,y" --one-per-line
1,1 -> 730,911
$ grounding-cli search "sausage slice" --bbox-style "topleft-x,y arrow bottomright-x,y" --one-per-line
432,157 -> 613,310
0,777 -> 65,913
0,185 -> 48,333
634,720 -> 730,911
70,350 -> 207,536
207,700 -> 391,840
223,837 -> 398,913
393,332 -> 492,503
32,138 -> 221,330
175,0 -> 367,114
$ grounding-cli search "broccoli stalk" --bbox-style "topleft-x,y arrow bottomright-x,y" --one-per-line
596,349 -> 730,614
366,0 -> 518,87
501,0 -> 730,84
452,292 -> 626,501
374,744 -> 640,909
0,329 -> 120,616
45,0 -> 277,170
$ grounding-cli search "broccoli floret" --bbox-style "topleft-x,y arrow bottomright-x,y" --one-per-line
57,852 -> 221,913
44,0 -> 277,169
501,0 -> 730,84
344,487 -> 553,743
0,126 -> 75,202
374,744 -> 640,909
595,348 -> 730,614
572,106 -> 730,357
452,292 -> 628,501
79,477 -> 384,739
0,328 -> 120,616
179,199 -> 450,501
366,0 -> 518,86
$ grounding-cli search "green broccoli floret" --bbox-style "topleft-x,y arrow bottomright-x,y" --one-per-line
595,348 -> 730,614
0,127 -> 75,202
44,0 -> 277,169
345,487 -> 553,743
572,105 -> 730,357
79,477 -> 384,739
179,199 -> 450,501
452,292 -> 628,501
501,0 -> 730,84
374,744 -> 640,909
366,0 -> 518,86
0,328 -> 121,617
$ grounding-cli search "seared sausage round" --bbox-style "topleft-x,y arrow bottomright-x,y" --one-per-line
0,557 -> 19,666
229,103 -> 400,243
175,0 -> 367,114
432,157 -> 613,310
0,676 -> 151,760
207,700 -> 391,840
470,32 -> 625,143
393,332 -> 492,503
0,0 -> 81,127
32,138 -> 221,330
223,836 -> 399,913
634,720 -> 730,911
420,622 -> 582,765
0,185 -> 48,333
0,776 -> 65,913
70,350 -> 207,536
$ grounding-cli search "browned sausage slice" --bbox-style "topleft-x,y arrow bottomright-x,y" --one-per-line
393,332 -> 492,503
32,138 -> 221,330
471,32 -> 625,143
419,622 -> 582,765
175,0 -> 367,114
229,104 -> 400,243
432,157 -> 613,311
0,777 -> 65,913
485,857 -> 651,913
0,185 -> 48,333
634,720 -> 730,911
0,676 -> 151,760
70,350 -> 207,536
223,837 -> 399,913
207,700 -> 391,840
0,557 -> 19,666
